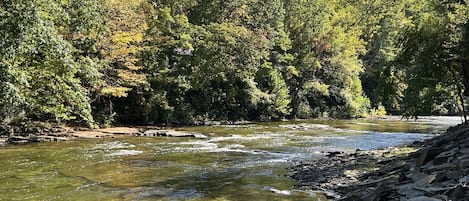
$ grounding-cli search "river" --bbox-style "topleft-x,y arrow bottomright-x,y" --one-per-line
0,117 -> 461,200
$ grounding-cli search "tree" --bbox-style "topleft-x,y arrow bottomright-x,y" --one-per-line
142,0 -> 292,123
357,0 -> 409,113
0,0 -> 97,126
285,0 -> 370,118
396,0 -> 469,119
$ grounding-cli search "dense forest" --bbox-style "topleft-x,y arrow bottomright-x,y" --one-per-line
0,0 -> 468,127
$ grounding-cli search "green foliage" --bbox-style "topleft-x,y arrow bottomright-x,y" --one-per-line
358,0 -> 409,111
254,63 -> 291,120
370,104 -> 387,117
1,0 -> 468,127
284,0 -> 370,118
394,0 -> 469,118
0,0 -> 96,126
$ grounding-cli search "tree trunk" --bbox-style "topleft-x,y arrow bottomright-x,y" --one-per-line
461,60 -> 469,96
290,80 -> 304,119
461,60 -> 469,123
449,65 -> 467,123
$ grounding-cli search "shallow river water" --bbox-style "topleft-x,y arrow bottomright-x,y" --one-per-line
0,117 -> 462,201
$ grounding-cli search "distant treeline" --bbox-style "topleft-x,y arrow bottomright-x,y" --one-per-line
0,0 -> 468,127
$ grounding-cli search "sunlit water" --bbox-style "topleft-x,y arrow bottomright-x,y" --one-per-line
0,117 -> 461,201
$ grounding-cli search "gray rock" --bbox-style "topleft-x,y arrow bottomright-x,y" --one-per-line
460,147 -> 469,154
433,148 -> 457,165
458,159 -> 469,169
445,185 -> 469,201
407,196 -> 442,201
445,171 -> 463,180
417,147 -> 445,167
458,176 -> 469,185
414,175 -> 436,187
416,147 -> 430,167
423,163 -> 453,173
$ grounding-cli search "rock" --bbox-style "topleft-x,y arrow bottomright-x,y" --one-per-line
143,130 -> 207,138
97,127 -> 140,135
423,163 -> 453,173
452,126 -> 469,137
445,185 -> 469,201
433,148 -> 457,165
415,147 -> 430,167
327,151 -> 343,157
458,175 -> 469,185
458,159 -> 469,169
29,135 -> 68,142
445,171 -> 463,180
416,147 -> 444,167
397,184 -> 425,198
8,136 -> 30,144
140,130 -> 161,137
459,147 -> 469,154
359,184 -> 384,201
412,186 -> 451,194
72,131 -> 113,139
407,196 -> 442,201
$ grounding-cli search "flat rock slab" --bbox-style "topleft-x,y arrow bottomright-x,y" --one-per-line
1,127 -> 210,145
8,136 -> 30,144
30,135 -> 68,142
72,131 -> 114,139
97,127 -> 141,135
142,130 -> 207,138
407,196 -> 442,201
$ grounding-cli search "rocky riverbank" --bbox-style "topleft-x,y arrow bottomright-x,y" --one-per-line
0,126 -> 207,145
289,124 -> 469,201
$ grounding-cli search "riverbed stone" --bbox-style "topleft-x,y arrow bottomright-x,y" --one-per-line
414,174 -> 436,187
459,147 -> 469,154
433,148 -> 457,165
458,159 -> 469,169
290,124 -> 469,201
417,147 -> 444,167
143,130 -> 207,138
407,196 -> 442,201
